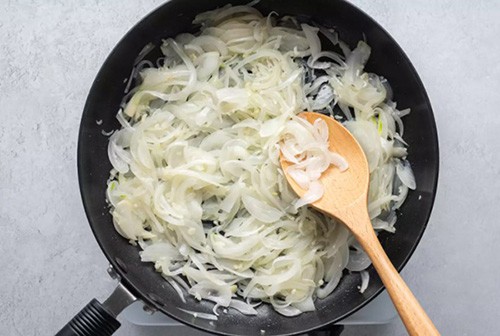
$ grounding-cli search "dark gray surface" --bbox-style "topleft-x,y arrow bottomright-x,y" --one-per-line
1,1 -> 498,335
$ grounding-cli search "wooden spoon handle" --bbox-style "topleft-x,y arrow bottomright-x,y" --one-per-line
358,228 -> 439,336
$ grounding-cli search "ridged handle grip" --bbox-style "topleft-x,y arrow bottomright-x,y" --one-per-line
55,299 -> 121,336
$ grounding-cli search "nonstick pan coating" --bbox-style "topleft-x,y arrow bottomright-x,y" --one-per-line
78,0 -> 439,335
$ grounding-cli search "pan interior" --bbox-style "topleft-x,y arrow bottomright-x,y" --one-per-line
78,0 -> 438,335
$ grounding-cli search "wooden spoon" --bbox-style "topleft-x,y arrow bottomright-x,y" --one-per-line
280,112 -> 439,336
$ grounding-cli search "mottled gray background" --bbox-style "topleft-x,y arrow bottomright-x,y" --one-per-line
1,1 -> 499,335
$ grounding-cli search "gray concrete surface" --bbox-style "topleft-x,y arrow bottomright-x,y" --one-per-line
1,1 -> 499,335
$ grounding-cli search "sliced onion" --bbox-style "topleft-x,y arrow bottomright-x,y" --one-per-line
330,153 -> 348,171
179,308 -> 218,321
292,296 -> 315,312
242,195 -> 283,223
359,270 -> 369,293
287,168 -> 310,189
301,24 -> 321,56
396,160 -> 416,190
346,248 -> 372,272
164,276 -> 187,303
275,305 -> 302,317
229,299 -> 258,315
295,181 -> 323,208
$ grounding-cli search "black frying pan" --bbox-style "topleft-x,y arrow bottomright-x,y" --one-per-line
56,0 -> 439,335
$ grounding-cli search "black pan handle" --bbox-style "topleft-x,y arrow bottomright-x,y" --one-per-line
55,299 -> 120,336
55,283 -> 137,336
